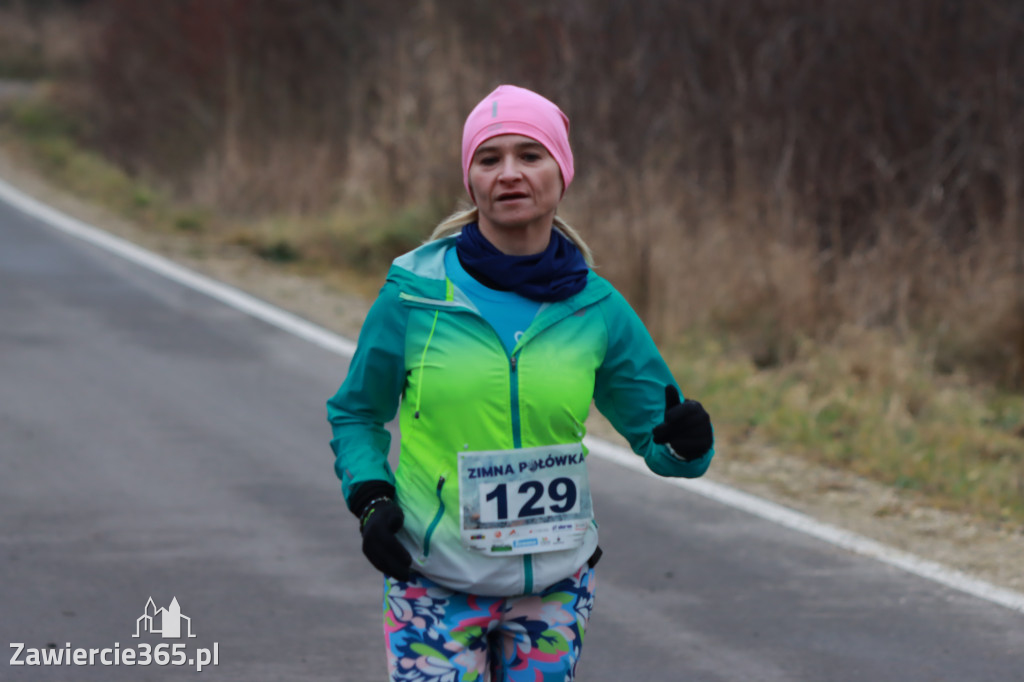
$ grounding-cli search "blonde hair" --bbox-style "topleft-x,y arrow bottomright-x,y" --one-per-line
428,205 -> 595,266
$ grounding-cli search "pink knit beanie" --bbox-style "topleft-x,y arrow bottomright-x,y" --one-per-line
461,85 -> 574,199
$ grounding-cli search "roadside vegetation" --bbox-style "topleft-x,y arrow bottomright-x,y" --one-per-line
1,0 -> 1022,527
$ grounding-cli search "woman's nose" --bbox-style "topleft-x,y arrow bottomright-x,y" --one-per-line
497,155 -> 521,179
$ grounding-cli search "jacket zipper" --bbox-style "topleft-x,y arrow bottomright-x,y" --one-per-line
422,476 -> 446,558
510,355 -> 522,449
509,353 -> 533,592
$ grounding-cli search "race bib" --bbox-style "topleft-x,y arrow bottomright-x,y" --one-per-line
458,443 -> 593,556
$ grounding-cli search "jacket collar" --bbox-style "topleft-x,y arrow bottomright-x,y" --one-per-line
387,237 -> 614,338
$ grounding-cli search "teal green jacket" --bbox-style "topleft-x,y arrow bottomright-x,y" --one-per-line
327,236 -> 714,595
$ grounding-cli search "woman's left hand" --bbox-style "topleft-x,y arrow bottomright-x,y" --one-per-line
652,386 -> 713,461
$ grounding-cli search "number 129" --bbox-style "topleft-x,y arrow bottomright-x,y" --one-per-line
481,477 -> 578,522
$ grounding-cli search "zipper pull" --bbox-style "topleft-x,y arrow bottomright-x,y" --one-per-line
510,356 -> 518,372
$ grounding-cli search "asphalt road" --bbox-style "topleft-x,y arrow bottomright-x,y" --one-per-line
1,190 -> 1022,681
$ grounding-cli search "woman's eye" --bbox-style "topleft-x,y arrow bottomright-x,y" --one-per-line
522,153 -> 541,162
478,156 -> 499,166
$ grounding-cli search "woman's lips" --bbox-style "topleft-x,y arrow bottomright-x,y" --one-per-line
496,192 -> 528,202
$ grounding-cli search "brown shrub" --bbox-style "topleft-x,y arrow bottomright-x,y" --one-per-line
42,0 -> 1024,383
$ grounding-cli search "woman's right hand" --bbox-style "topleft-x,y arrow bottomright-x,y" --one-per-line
360,497 -> 412,581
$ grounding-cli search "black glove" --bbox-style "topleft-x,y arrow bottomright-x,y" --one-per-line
360,497 -> 412,581
353,482 -> 412,581
652,386 -> 713,462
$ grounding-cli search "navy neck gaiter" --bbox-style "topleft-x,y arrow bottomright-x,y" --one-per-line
455,223 -> 589,302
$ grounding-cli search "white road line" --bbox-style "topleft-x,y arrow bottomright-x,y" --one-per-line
2,175 -> 1022,616
0,178 -> 356,358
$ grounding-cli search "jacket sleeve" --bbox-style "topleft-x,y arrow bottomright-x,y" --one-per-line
326,281 -> 408,511
593,289 -> 714,478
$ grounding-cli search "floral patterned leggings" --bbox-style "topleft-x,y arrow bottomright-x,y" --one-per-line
382,566 -> 597,681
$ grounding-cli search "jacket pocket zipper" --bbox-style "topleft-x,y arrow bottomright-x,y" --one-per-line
422,476 -> 446,559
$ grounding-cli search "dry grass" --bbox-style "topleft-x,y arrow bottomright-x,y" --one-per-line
667,326 -> 1024,525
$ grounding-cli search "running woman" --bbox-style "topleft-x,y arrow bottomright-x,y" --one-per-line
327,84 -> 715,681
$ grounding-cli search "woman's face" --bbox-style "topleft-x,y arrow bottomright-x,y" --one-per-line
468,134 -> 564,237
